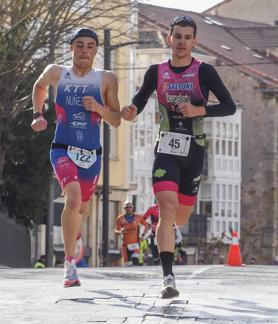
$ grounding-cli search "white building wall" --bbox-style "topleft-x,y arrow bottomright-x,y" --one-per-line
198,109 -> 242,241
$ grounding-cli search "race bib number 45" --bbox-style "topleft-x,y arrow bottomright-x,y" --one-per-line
157,131 -> 191,157
67,146 -> 97,169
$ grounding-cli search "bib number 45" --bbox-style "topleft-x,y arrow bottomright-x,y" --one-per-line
169,138 -> 180,149
157,131 -> 191,157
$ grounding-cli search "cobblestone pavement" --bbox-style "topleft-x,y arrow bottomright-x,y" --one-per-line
1,265 -> 278,323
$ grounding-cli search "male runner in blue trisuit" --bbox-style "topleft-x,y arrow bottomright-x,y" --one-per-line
32,29 -> 121,287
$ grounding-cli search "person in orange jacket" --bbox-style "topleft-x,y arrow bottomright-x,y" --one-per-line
115,201 -> 149,266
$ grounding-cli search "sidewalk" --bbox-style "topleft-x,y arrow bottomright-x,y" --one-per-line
1,265 -> 278,323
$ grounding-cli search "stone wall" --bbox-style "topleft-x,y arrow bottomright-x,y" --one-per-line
214,64 -> 278,263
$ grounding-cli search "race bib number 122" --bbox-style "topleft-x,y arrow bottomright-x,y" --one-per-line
67,146 -> 97,169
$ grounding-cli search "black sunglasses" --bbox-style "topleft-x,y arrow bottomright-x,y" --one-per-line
170,16 -> 197,28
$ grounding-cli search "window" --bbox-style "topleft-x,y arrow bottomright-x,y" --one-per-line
221,202 -> 225,217
216,221 -> 220,232
228,141 -> 233,156
216,183 -> 220,199
207,218 -> 211,231
222,122 -> 227,138
222,184 -> 226,200
215,122 -> 221,137
233,203 -> 238,217
228,185 -> 233,200
199,201 -> 212,216
235,124 -> 239,140
216,140 -> 220,155
215,201 -> 220,217
228,123 -> 233,139
222,140 -> 226,155
227,202 -> 232,217
234,185 -> 239,201
139,130 -> 145,146
200,183 -> 212,200
222,221 -> 226,232
234,141 -> 239,157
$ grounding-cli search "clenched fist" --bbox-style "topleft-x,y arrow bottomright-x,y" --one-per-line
31,116 -> 47,132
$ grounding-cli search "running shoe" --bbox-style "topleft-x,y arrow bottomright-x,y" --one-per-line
74,236 -> 85,264
63,259 -> 81,288
161,274 -> 179,299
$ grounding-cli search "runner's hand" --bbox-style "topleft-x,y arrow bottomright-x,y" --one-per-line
31,116 -> 47,132
83,96 -> 101,113
121,104 -> 137,121
178,102 -> 205,118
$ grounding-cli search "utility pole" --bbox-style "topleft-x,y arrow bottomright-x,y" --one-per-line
102,29 -> 111,266
45,0 -> 55,267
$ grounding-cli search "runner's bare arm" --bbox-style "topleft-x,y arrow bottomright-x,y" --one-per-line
31,65 -> 62,132
83,71 -> 121,127
32,64 -> 62,115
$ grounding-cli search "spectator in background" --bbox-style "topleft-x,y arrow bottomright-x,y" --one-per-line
115,201 -> 149,266
143,202 -> 160,265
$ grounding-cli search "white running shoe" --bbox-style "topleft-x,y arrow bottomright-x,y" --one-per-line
74,236 -> 85,264
63,259 -> 81,288
161,274 -> 179,299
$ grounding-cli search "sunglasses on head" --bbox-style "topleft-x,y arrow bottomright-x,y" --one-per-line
170,16 -> 196,28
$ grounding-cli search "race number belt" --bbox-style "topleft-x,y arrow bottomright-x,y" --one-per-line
157,131 -> 191,157
51,142 -> 102,169
67,145 -> 97,169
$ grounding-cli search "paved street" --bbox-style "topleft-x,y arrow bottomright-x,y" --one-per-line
1,265 -> 278,323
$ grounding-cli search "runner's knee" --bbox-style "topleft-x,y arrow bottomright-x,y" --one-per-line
64,189 -> 82,211
158,200 -> 179,220
80,203 -> 90,217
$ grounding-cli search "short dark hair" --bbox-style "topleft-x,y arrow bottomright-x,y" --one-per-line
69,28 -> 99,46
169,16 -> 197,37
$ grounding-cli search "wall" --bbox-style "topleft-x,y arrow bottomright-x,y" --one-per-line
0,212 -> 31,267
205,0 -> 278,25
216,64 -> 278,263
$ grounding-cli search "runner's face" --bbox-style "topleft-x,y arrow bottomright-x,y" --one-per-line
168,25 -> 196,59
71,37 -> 97,68
124,205 -> 133,213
